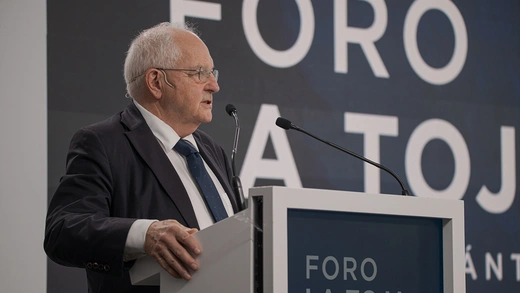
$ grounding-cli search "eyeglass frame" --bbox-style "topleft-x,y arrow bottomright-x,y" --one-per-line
130,67 -> 218,83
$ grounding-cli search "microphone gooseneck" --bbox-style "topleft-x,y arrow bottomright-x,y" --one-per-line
226,104 -> 240,176
225,104 -> 247,210
275,117 -> 410,196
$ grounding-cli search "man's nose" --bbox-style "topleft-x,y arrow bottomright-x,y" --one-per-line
206,75 -> 220,93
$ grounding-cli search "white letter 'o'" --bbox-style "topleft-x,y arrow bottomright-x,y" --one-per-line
406,119 -> 470,199
242,0 -> 315,68
404,0 -> 468,85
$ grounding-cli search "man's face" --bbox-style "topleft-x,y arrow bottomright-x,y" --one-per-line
161,32 -> 220,129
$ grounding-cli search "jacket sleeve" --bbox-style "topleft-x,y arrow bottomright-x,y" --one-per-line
44,127 -> 136,278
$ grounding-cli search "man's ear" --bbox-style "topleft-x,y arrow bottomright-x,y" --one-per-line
145,69 -> 163,99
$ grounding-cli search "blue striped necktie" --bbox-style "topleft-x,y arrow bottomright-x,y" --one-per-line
174,139 -> 228,222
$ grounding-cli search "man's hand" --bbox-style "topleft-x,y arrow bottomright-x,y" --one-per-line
144,220 -> 201,280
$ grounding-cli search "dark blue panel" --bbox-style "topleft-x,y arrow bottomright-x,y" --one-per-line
288,208 -> 443,293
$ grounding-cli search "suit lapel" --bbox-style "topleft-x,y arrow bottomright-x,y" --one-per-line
120,104 -> 199,229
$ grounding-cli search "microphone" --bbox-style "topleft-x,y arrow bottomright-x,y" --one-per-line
275,117 -> 410,196
225,104 -> 247,210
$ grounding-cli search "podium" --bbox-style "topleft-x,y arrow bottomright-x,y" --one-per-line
130,186 -> 465,293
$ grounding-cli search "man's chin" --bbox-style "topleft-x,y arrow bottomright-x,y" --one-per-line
200,115 -> 212,124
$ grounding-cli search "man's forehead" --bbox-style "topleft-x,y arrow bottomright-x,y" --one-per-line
175,35 -> 214,67
173,29 -> 202,45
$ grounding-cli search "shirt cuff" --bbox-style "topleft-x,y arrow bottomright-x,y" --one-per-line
123,219 -> 157,261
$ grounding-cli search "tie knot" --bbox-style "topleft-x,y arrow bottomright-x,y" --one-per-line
174,139 -> 198,157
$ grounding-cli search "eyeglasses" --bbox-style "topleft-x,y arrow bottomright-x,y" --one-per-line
129,67 -> 219,83
157,67 -> 219,83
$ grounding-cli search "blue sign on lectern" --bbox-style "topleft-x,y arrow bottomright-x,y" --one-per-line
287,208 -> 443,293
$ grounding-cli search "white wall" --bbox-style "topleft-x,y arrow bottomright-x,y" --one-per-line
0,0 -> 47,292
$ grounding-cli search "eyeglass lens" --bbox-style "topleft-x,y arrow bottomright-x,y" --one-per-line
199,68 -> 219,82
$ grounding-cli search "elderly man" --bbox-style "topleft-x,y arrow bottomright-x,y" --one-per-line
44,22 -> 238,292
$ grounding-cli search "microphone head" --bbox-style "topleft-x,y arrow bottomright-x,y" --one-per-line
275,117 -> 293,130
225,104 -> 237,116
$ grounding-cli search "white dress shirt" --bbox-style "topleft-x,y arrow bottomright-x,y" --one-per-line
123,100 -> 234,260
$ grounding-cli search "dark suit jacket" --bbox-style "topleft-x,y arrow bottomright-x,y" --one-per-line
44,103 -> 238,293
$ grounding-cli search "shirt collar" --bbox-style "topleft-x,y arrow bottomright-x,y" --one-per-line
133,99 -> 198,151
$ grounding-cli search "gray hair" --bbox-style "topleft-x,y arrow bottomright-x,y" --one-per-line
124,22 -> 198,98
